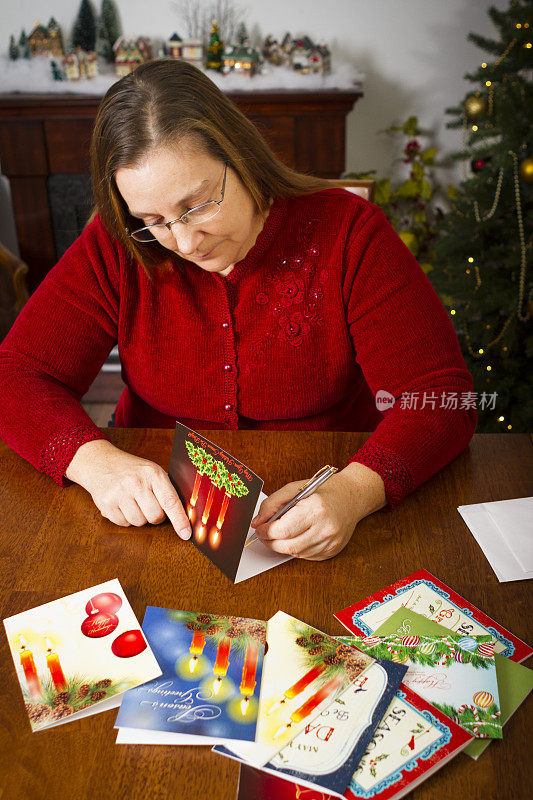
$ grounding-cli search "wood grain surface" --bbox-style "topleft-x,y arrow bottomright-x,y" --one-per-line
0,430 -> 532,800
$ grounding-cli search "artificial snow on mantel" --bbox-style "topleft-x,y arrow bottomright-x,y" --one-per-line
0,56 -> 364,96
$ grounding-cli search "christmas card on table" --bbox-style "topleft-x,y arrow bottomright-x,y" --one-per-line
115,607 -> 267,745
334,568 -> 533,662
214,611 -> 376,768
216,656 -> 407,799
3,579 -> 161,732
168,422 -> 292,583
349,609 -> 533,760
235,684 -> 472,800
341,611 -> 502,740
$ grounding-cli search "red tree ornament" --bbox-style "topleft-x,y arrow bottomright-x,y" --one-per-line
111,630 -> 148,658
85,592 -> 123,616
81,611 -> 119,638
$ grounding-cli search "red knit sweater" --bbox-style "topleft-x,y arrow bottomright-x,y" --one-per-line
0,189 -> 476,506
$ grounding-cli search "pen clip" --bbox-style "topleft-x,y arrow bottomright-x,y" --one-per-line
301,464 -> 335,490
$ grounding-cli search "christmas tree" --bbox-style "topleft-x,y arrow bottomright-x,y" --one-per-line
8,35 -> 19,60
430,0 -> 532,433
72,0 -> 97,52
206,19 -> 224,70
19,30 -> 30,59
98,0 -> 122,62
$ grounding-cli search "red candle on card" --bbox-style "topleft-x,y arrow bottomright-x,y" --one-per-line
290,676 -> 343,724
190,631 -> 206,656
19,636 -> 42,699
240,644 -> 259,696
45,638 -> 68,692
285,664 -> 326,699
214,637 -> 231,676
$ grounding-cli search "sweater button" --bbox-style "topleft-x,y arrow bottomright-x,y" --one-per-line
222,322 -> 229,329
224,364 -> 231,371
224,403 -> 232,411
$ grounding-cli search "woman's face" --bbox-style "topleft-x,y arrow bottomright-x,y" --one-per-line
115,143 -> 264,277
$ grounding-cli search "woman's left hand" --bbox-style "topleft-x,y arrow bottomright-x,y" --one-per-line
250,463 -> 385,561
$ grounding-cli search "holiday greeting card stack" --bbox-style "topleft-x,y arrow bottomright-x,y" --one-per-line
3,567 -> 532,798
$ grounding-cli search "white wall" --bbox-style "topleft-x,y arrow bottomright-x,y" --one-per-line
0,0 -> 509,253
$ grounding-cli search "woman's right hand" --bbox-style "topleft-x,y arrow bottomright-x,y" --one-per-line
65,439 -> 192,539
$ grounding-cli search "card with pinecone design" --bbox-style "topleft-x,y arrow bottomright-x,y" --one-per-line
213,610 -> 406,777
3,579 -> 162,732
115,607 -> 267,745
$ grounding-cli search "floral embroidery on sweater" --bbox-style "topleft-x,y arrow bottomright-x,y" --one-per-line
256,219 -> 327,345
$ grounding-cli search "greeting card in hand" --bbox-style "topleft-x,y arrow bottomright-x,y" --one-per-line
334,568 -> 532,661
359,608 -> 502,739
236,685 -> 472,800
168,422 -> 292,583
3,579 -> 161,732
115,607 -> 266,745
218,657 -> 406,799
216,611 -> 375,768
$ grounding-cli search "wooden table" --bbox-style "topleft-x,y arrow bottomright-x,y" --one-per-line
0,430 -> 532,800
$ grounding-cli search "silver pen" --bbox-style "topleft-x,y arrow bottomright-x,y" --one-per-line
245,465 -> 338,548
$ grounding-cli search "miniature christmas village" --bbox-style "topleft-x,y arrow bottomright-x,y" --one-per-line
6,1 -> 332,85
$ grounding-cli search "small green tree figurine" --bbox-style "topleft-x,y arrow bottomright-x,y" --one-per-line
206,19 -> 224,71
98,0 -> 121,63
19,30 -> 30,59
72,0 -> 97,52
237,23 -> 248,45
8,35 -> 19,61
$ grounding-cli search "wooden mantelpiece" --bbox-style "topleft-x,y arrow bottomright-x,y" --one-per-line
0,90 -> 361,290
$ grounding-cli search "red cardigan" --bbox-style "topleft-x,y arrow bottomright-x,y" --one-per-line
0,189 -> 476,506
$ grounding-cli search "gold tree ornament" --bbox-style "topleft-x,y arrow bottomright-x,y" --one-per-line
464,94 -> 488,120
519,156 -> 533,183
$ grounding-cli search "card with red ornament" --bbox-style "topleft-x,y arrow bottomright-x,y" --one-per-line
168,422 -> 292,583
3,579 -> 161,731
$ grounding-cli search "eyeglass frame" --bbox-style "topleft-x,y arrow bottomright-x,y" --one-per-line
126,161 -> 228,242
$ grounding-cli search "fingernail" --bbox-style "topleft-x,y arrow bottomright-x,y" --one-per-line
251,515 -> 259,525
179,527 -> 191,540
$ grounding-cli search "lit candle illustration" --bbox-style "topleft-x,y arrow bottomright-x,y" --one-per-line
267,663 -> 326,715
190,472 -> 203,509
273,676 -> 343,740
239,643 -> 259,715
188,631 -> 206,673
213,637 -> 231,695
202,483 -> 217,525
19,636 -> 42,699
45,638 -> 68,692
215,492 -> 231,530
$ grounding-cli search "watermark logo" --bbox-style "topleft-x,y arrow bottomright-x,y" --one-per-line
375,390 -> 498,412
375,390 -> 396,412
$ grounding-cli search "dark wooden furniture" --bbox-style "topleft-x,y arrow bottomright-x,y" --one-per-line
0,430 -> 531,800
0,90 -> 362,290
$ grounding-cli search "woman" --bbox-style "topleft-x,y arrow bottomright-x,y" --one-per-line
0,60 -> 476,560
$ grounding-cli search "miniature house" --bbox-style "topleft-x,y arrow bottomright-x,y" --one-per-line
28,23 -> 49,56
223,43 -> 260,76
167,33 -> 183,58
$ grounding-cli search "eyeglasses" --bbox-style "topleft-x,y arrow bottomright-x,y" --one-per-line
127,162 -> 228,243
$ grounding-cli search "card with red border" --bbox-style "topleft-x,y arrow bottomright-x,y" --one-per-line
334,569 -> 532,663
235,684 -> 472,800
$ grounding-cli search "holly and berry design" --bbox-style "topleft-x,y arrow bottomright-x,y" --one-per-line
185,441 -> 249,548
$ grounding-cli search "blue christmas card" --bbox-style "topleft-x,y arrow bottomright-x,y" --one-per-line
115,607 -> 266,745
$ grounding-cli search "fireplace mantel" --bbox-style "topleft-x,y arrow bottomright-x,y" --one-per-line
0,90 -> 361,290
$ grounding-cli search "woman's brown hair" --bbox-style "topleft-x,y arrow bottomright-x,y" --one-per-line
90,58 -> 333,277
